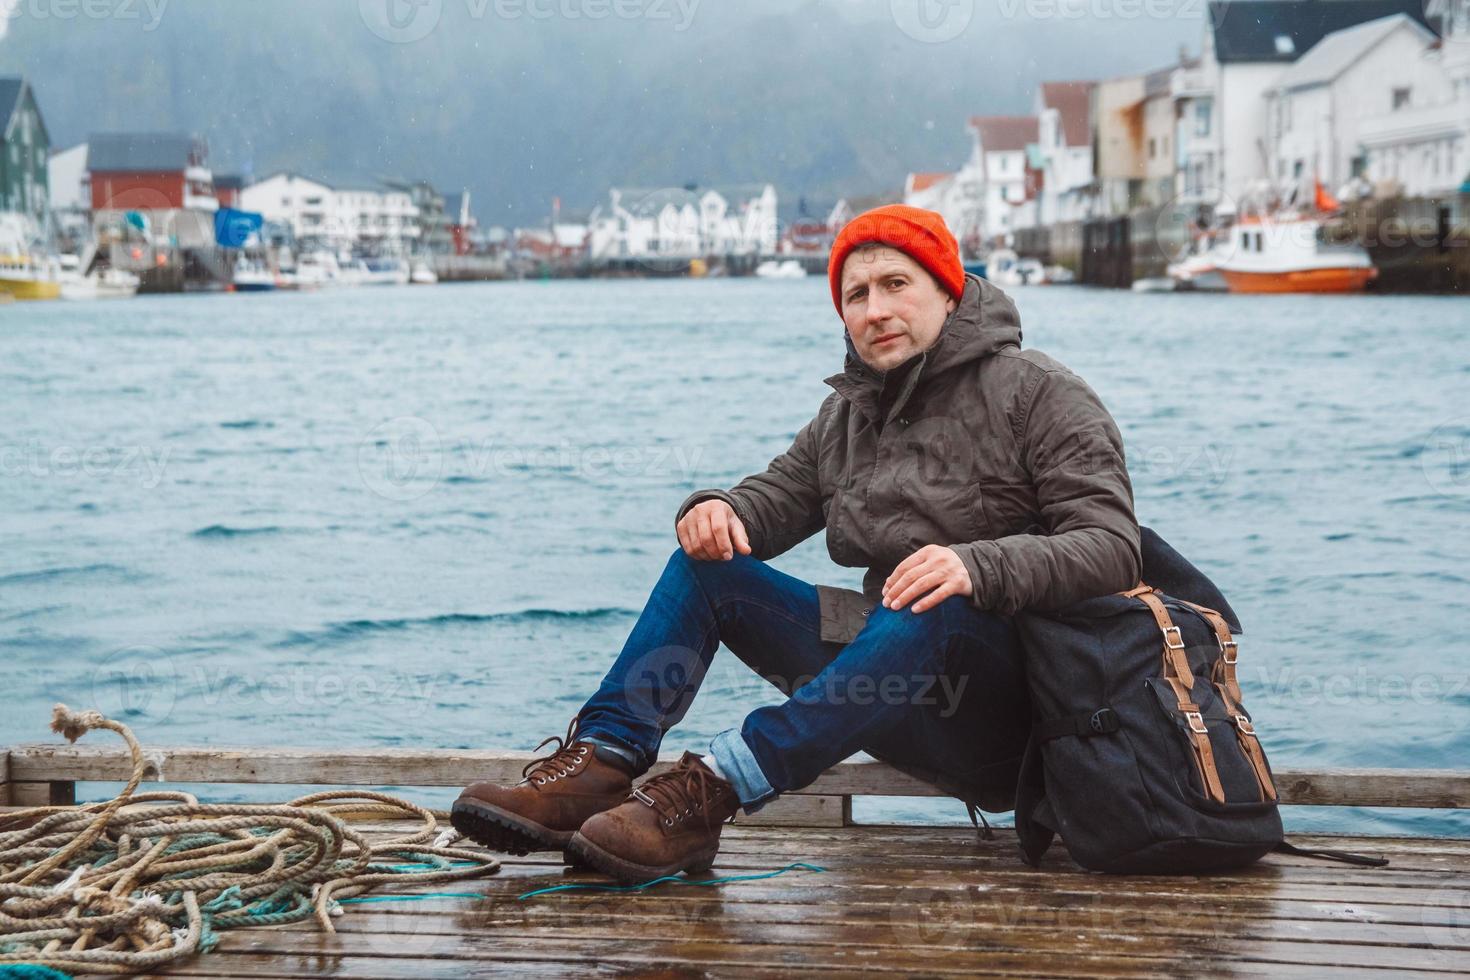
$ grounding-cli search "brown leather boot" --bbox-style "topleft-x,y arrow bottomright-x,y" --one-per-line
567,751 -> 741,883
451,720 -> 636,855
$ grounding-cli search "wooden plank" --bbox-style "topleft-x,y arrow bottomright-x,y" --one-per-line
740,793 -> 849,827
0,750 -> 8,806
7,745 -> 1468,810
8,780 -> 73,807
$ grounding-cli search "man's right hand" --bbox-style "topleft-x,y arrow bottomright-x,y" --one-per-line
676,499 -> 752,561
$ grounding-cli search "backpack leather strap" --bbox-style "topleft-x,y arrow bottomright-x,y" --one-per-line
1134,588 -> 1227,804
1175,599 -> 1278,802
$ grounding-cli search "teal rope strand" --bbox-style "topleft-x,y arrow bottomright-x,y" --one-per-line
516,862 -> 827,900
337,892 -> 487,905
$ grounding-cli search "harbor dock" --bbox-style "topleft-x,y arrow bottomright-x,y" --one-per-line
4,745 -> 1467,977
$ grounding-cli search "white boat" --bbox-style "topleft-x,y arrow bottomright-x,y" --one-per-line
1131,277 -> 1177,293
58,254 -> 139,301
295,251 -> 345,287
987,250 -> 1046,287
231,257 -> 276,293
1216,215 -> 1376,294
1167,234 -> 1229,292
410,261 -> 438,285
358,257 -> 411,286
754,259 -> 807,279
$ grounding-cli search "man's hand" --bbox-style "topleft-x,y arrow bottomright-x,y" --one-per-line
882,545 -> 973,613
677,500 -> 752,561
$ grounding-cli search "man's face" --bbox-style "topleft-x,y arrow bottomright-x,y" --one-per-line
839,246 -> 958,372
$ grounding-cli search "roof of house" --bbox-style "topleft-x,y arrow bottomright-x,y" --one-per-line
1040,82 -> 1095,147
968,116 -> 1040,154
88,132 -> 205,172
907,172 -> 952,193
0,77 -> 49,145
1208,0 -> 1430,64
213,174 -> 245,191
1276,12 -> 1433,88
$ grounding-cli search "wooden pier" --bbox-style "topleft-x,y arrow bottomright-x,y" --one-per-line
4,746 -> 1468,977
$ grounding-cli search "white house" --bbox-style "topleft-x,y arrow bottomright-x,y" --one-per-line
240,172 -> 419,255
588,184 -> 778,260
1181,0 -> 1437,208
965,116 -> 1039,242
1267,15 -> 1445,198
47,141 -> 89,243
1033,81 -> 1097,227
1356,4 -> 1470,197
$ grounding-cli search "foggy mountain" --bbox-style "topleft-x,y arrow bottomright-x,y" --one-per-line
2,0 -> 1202,223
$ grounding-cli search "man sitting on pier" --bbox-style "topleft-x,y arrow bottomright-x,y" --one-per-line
452,205 -> 1141,882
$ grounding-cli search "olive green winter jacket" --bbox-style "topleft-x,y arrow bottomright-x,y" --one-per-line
676,273 -> 1141,644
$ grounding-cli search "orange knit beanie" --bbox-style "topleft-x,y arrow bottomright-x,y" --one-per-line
827,204 -> 966,314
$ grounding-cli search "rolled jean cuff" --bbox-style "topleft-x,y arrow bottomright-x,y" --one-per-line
710,728 -> 777,814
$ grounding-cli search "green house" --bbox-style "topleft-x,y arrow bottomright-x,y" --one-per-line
0,77 -> 50,228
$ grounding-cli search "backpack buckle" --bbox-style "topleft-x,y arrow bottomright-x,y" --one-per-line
1219,639 -> 1239,665
1184,710 -> 1208,735
1233,714 -> 1256,736
1088,708 -> 1119,734
1162,625 -> 1186,650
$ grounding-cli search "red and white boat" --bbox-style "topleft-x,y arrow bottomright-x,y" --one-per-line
1216,183 -> 1377,294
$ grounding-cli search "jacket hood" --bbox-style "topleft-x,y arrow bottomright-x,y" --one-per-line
834,273 -> 1023,393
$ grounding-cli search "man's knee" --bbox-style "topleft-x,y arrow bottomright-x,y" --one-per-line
665,547 -> 766,594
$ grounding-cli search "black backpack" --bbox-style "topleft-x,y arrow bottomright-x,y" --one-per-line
1012,528 -> 1388,874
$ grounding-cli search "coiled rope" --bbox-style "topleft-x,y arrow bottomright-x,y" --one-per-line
0,705 -> 500,975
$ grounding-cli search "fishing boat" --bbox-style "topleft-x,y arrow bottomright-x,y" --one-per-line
0,251 -> 61,301
410,260 -> 439,285
1216,215 -> 1376,294
0,214 -> 60,301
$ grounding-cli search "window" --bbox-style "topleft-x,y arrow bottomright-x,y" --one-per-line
1195,100 -> 1211,138
1149,138 -> 1157,159
1293,160 -> 1304,179
1393,87 -> 1411,110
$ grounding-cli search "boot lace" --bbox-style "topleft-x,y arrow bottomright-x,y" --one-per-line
631,759 -> 731,831
522,717 -> 591,786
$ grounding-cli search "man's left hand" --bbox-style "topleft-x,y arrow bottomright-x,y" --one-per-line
882,545 -> 973,613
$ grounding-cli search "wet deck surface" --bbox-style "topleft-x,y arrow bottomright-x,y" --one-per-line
137,822 -> 1470,978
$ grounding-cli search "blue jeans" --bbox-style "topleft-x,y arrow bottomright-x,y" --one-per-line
576,549 -> 1031,812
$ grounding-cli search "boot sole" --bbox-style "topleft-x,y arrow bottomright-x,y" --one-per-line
450,797 -> 574,856
566,830 -> 718,885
